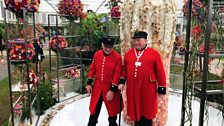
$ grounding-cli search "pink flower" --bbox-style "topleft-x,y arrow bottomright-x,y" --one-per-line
14,103 -> 22,115
66,67 -> 80,78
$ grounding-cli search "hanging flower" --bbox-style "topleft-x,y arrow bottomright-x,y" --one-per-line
65,67 -> 80,78
182,0 -> 205,22
49,36 -> 68,50
58,0 -> 86,20
4,0 -> 40,17
111,6 -> 121,18
106,0 -> 122,18
8,38 -> 35,61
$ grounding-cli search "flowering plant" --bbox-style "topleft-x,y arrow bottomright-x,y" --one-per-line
4,0 -> 40,17
8,38 -> 35,61
192,24 -> 203,40
49,36 -> 68,50
28,70 -> 39,84
111,6 -> 121,18
182,0 -> 205,22
106,0 -> 122,18
65,67 -> 80,78
58,0 -> 86,20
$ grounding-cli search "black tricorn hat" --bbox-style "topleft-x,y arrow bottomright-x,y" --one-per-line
132,31 -> 148,39
101,36 -> 115,47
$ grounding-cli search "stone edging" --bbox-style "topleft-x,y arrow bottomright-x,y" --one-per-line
39,94 -> 90,126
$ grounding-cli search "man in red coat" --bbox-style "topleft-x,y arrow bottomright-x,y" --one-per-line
118,31 -> 166,126
86,36 -> 122,126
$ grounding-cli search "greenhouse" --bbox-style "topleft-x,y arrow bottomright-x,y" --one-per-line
0,0 -> 223,126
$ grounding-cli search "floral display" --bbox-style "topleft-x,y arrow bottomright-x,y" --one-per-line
8,38 -> 35,61
49,36 -> 68,50
111,6 -> 121,18
106,0 -> 122,18
65,67 -> 80,78
192,24 -> 203,40
4,0 -> 40,17
120,0 -> 177,125
14,103 -> 22,115
58,0 -> 86,20
182,0 -> 205,22
28,70 -> 39,84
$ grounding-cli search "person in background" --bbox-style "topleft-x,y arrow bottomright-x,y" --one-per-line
86,36 -> 123,126
33,38 -> 44,72
42,31 -> 46,43
118,31 -> 166,126
0,33 -> 3,57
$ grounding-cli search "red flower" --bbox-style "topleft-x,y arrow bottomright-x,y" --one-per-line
66,67 -> 80,78
192,25 -> 202,39
111,6 -> 121,18
4,0 -> 40,16
29,70 -> 39,84
8,38 -> 35,61
58,0 -> 86,20
200,43 -> 215,64
49,36 -> 68,50
200,43 -> 215,54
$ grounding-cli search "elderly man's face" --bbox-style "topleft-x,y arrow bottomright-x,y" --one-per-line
134,38 -> 147,50
102,43 -> 113,54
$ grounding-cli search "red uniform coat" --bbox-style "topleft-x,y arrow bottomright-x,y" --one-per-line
122,47 -> 166,121
88,50 -> 122,116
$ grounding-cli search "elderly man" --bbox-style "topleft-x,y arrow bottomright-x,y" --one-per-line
86,36 -> 122,126
119,31 -> 166,126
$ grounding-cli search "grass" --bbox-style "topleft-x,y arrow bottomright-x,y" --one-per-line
170,64 -> 184,74
0,77 -> 10,125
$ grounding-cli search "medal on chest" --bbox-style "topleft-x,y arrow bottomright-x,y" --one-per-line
135,61 -> 142,67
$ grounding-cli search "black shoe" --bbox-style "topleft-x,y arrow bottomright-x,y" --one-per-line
87,114 -> 98,126
108,116 -> 118,126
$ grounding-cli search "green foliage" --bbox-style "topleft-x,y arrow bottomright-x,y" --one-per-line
1,120 -> 8,126
34,80 -> 55,115
0,78 -> 10,125
79,13 -> 107,50
170,64 -> 184,74
0,24 -> 4,37
105,0 -> 122,9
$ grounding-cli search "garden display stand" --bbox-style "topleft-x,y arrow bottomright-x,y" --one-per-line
48,14 -> 83,102
180,0 -> 224,126
4,9 -> 40,126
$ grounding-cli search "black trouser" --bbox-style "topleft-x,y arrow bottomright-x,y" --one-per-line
135,116 -> 152,126
87,93 -> 118,126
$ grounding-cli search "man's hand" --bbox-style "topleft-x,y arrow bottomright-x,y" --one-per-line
118,84 -> 125,91
106,90 -> 114,101
86,85 -> 92,94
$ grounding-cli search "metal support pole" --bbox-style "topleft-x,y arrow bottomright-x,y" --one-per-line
33,12 -> 38,74
180,0 -> 193,125
23,9 -> 32,125
199,0 -> 213,126
4,8 -> 15,126
33,12 -> 41,125
56,15 -> 60,102
48,15 -> 52,77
